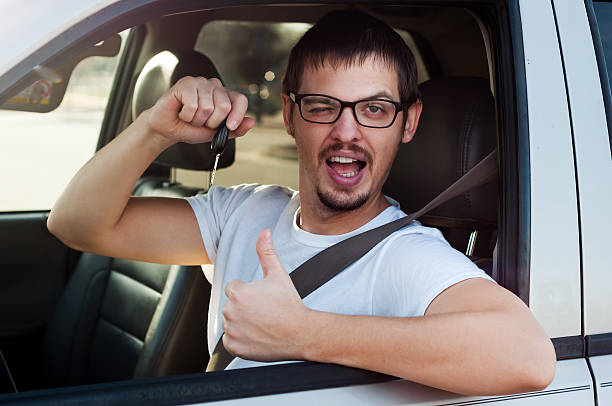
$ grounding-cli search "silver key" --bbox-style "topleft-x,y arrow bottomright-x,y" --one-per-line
209,153 -> 221,188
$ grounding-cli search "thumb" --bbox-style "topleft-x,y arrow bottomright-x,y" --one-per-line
256,229 -> 284,279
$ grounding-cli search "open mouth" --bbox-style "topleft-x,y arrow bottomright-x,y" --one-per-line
326,156 -> 367,179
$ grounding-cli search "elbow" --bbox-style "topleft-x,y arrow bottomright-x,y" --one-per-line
46,209 -> 61,237
47,209 -> 84,251
518,338 -> 557,393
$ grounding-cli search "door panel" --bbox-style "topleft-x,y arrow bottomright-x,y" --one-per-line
0,212 -> 72,390
591,355 -> 612,405
207,359 -> 594,405
519,0 -> 581,339
0,212 -> 70,337
553,0 -> 612,337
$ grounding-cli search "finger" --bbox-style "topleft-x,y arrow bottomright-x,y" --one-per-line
205,87 -> 232,130
172,121 -> 216,144
190,87 -> 214,127
229,117 -> 256,139
222,334 -> 237,357
224,279 -> 245,300
226,91 -> 249,131
256,229 -> 284,279
177,84 -> 199,123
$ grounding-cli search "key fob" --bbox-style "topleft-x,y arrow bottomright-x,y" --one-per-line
211,120 -> 229,155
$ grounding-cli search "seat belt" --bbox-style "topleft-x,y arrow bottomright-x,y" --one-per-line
207,151 -> 498,372
0,350 -> 17,393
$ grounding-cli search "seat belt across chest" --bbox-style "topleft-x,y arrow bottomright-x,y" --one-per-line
206,151 -> 498,372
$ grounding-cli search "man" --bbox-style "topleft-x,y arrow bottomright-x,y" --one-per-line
48,10 -> 555,395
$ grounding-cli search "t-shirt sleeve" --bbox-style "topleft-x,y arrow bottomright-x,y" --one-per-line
185,184 -> 258,263
372,229 -> 495,317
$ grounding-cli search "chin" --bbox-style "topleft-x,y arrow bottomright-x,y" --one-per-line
316,188 -> 369,212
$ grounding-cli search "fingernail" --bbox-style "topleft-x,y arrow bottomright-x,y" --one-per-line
228,120 -> 237,130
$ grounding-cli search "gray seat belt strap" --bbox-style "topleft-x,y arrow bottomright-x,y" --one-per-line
207,151 -> 498,372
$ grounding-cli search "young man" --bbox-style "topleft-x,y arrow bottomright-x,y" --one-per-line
48,10 -> 555,395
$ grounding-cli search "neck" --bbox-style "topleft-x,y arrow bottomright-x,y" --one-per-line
298,193 -> 390,235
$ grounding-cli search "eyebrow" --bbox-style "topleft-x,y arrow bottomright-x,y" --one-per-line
299,90 -> 398,101
369,91 -> 396,100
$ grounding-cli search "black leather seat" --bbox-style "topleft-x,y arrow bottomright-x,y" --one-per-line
41,50 -> 232,388
383,77 -> 498,274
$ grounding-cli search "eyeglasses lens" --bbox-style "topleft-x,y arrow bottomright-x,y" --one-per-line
300,96 -> 396,128
301,96 -> 339,123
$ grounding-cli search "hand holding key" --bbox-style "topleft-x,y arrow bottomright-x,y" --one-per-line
145,76 -> 255,147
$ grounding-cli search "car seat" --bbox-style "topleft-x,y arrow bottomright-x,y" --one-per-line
41,50 -> 232,388
383,77 -> 498,275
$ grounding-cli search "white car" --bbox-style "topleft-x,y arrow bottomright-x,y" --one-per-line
0,0 -> 611,404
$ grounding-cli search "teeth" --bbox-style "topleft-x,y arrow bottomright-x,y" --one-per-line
340,171 -> 357,178
329,156 -> 356,163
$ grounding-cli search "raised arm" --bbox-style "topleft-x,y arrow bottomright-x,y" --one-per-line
47,77 -> 254,265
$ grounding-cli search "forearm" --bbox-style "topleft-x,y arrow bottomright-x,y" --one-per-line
300,309 -> 555,395
47,110 -> 173,248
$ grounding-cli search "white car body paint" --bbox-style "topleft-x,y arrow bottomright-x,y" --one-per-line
519,0 -> 581,338
590,355 -> 612,405
553,0 -> 612,336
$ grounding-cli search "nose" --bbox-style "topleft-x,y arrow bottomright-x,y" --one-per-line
330,106 -> 362,142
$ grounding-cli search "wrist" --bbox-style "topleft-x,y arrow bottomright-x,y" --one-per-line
137,109 -> 177,152
298,309 -> 332,363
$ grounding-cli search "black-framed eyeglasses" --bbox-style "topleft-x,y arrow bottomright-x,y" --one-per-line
289,92 -> 405,129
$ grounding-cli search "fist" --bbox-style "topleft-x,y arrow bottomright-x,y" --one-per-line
221,229 -> 311,362
145,76 -> 255,145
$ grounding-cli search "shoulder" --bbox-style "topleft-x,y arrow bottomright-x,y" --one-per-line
381,223 -> 476,271
373,225 -> 493,316
188,183 -> 295,208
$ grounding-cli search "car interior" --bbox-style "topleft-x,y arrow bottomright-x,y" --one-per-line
0,2 -> 505,396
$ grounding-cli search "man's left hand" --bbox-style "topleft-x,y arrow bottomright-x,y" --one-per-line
221,228 -> 312,362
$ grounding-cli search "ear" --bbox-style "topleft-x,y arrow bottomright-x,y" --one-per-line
401,99 -> 423,144
281,94 -> 294,136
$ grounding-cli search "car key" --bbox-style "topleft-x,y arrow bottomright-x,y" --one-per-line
209,120 -> 229,188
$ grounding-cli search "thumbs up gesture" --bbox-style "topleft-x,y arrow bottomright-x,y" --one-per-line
222,229 -> 312,362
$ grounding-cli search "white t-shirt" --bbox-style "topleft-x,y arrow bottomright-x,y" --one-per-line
187,184 -> 493,370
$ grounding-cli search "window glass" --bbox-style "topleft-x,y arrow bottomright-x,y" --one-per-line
177,21 -> 309,190
0,31 -> 128,211
592,2 -> 612,151
179,21 -> 422,190
594,2 -> 612,87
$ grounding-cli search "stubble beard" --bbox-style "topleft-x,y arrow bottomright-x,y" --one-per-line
291,115 -> 373,212
315,144 -> 372,212
316,187 -> 369,212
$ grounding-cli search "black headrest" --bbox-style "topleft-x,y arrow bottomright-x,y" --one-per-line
132,50 -> 234,171
383,77 -> 497,228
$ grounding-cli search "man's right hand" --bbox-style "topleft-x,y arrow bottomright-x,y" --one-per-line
145,76 -> 255,146
48,76 -> 254,266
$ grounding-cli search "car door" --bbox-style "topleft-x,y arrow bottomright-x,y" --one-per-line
0,29 -> 127,391
0,0 -> 600,404
566,1 -> 612,405
207,0 -> 596,404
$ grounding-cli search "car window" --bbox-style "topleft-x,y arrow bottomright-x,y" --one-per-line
175,21 -> 424,191
591,1 -> 612,153
169,21 -> 308,191
0,31 -> 128,211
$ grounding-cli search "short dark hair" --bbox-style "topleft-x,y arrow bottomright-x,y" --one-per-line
282,10 -> 420,110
